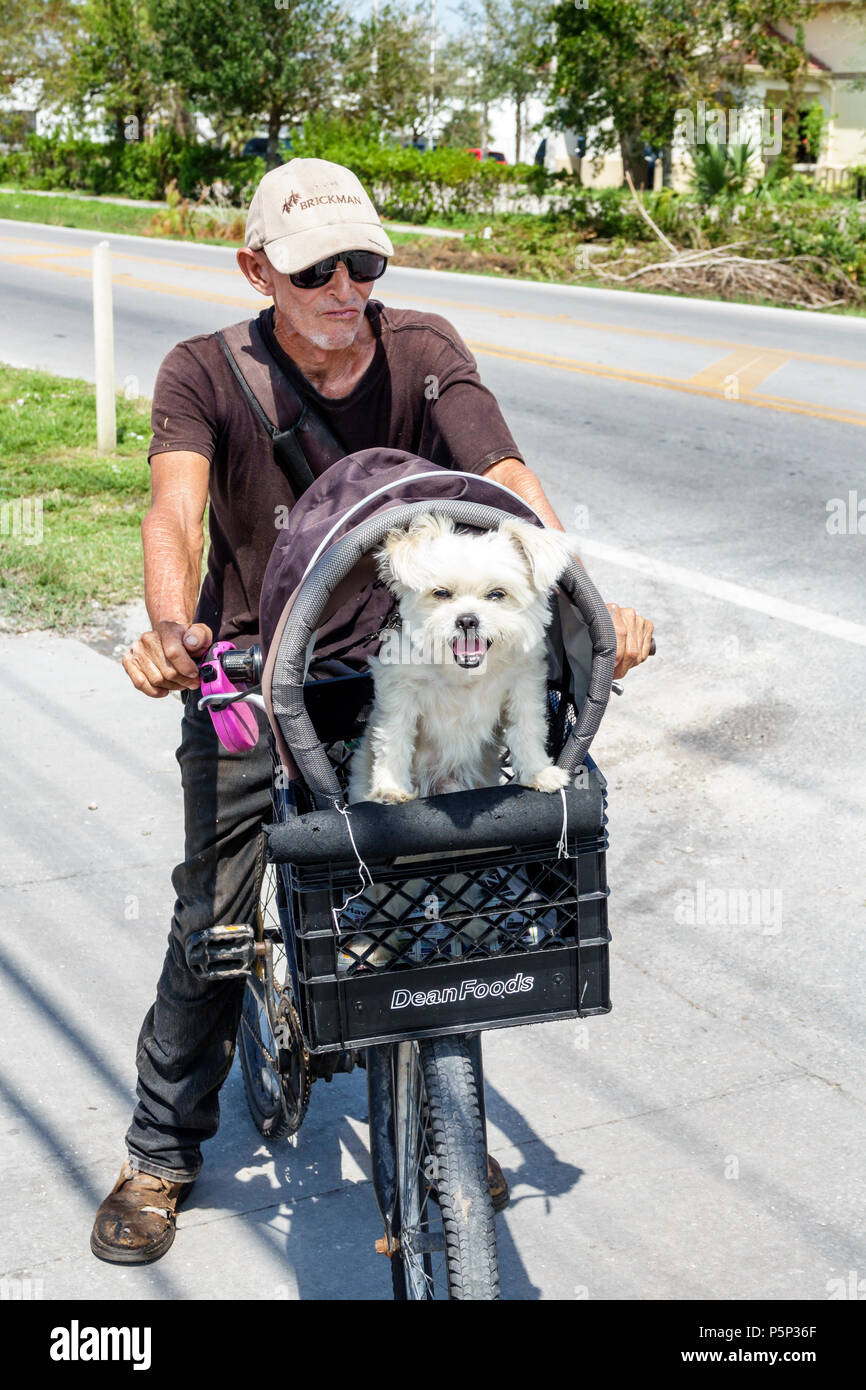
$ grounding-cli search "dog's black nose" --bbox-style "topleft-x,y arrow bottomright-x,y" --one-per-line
455,613 -> 479,631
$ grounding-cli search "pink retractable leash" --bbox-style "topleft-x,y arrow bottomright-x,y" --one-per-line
199,641 -> 260,753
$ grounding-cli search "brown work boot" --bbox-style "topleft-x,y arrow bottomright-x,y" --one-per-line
90,1161 -> 195,1266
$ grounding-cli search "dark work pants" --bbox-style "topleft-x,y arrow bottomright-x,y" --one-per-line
125,695 -> 273,1181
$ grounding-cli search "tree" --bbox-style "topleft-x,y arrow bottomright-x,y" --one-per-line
547,0 -> 729,187
0,1 -> 76,94
340,2 -> 432,143
150,0 -> 352,165
47,0 -> 160,140
459,0 -> 550,162
546,0 -> 816,188
339,3 -> 468,148
437,104 -> 483,150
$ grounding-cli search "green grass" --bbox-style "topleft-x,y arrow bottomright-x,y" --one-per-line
0,189 -> 160,237
0,364 -> 152,630
1,184 -> 862,313
0,188 -> 427,247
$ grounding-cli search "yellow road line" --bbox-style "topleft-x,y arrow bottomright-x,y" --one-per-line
5,231 -> 866,374
0,252 -> 260,308
0,246 -> 93,260
467,339 -> 866,429
0,235 -> 95,252
0,234 -> 239,277
383,290 -> 866,373
113,272 -> 259,309
687,346 -> 792,392
2,248 -> 864,427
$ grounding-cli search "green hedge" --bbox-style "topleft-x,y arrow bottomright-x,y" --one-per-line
5,128 -> 861,285
0,131 -> 265,202
0,124 -> 550,219
290,119 -> 546,221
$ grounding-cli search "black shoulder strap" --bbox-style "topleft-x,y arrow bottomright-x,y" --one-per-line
216,318 -> 346,500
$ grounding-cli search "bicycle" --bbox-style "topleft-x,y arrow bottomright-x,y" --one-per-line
195,472 -> 622,1300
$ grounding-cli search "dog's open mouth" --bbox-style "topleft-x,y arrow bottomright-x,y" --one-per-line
451,628 -> 489,668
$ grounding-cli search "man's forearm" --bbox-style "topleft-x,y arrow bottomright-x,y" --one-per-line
483,457 -> 567,533
141,507 -> 204,631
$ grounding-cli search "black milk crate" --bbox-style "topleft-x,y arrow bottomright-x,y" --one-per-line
281,828 -> 611,1052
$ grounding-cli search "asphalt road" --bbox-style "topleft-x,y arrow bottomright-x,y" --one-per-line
0,219 -> 864,1302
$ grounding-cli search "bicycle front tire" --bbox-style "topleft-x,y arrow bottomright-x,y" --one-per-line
391,1035 -> 499,1301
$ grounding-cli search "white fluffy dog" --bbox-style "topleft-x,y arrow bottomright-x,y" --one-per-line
348,513 -> 574,805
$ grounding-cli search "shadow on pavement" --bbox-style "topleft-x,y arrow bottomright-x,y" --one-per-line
0,1069 -> 184,1300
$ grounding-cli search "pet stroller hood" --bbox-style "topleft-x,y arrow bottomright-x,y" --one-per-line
260,447 -> 616,805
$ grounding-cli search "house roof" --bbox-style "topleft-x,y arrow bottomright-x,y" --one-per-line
737,25 -> 832,74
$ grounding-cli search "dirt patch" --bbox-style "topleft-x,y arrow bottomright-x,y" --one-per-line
392,238 -> 528,277
672,700 -> 798,761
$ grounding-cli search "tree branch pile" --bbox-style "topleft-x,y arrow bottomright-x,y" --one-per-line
597,174 -> 865,309
597,245 -> 864,310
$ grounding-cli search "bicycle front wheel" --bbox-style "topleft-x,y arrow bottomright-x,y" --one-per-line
391,1035 -> 499,1301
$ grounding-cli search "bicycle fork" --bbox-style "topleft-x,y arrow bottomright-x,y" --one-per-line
367,1044 -> 400,1256
366,1032 -> 487,1257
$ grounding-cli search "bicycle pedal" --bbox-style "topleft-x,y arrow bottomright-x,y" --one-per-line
186,923 -> 258,979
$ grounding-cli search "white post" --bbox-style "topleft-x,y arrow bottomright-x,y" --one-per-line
92,240 -> 116,453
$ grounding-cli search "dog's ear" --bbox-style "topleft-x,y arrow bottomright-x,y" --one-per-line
498,518 -> 573,594
376,513 -> 455,592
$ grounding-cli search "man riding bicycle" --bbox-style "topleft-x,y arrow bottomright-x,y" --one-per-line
91,158 -> 654,1266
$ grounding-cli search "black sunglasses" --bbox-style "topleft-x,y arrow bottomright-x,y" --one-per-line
289,250 -> 388,289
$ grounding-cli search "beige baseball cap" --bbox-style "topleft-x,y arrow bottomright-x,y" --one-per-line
244,157 -> 394,275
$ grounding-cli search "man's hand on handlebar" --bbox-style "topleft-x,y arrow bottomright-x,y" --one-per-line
606,604 -> 654,680
122,620 -> 213,698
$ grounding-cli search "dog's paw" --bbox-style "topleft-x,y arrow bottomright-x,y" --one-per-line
368,781 -> 416,805
523,764 -> 571,793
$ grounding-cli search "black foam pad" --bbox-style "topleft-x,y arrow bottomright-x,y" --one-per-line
265,771 -> 606,867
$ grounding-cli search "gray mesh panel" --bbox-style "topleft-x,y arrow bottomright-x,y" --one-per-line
270,501 -> 616,806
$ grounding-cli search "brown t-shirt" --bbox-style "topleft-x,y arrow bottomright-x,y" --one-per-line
148,300 -> 524,642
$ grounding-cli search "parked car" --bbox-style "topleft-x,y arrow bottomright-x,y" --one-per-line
241,137 -> 292,161
467,148 -> 507,163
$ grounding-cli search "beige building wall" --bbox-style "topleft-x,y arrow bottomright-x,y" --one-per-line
778,1 -> 866,168
564,1 -> 866,187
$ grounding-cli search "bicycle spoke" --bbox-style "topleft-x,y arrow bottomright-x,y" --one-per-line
395,1044 -> 448,1299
